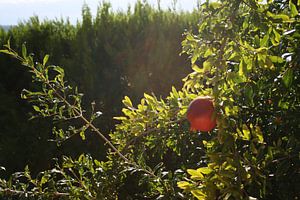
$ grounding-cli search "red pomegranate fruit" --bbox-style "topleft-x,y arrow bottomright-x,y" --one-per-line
187,96 -> 216,132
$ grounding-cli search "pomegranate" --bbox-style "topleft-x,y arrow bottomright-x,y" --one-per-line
187,96 -> 216,132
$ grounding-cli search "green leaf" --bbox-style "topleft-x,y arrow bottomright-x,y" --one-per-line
204,48 -> 213,57
240,124 -> 251,140
210,2 -> 222,9
186,34 -> 194,41
177,181 -> 192,190
238,59 -> 247,81
191,190 -> 206,200
228,52 -> 240,61
113,116 -> 127,121
191,55 -> 198,64
94,159 -> 102,167
53,66 -> 64,74
197,167 -> 212,175
269,56 -> 284,63
203,60 -> 212,72
267,11 -> 290,21
122,96 -> 133,108
278,100 -> 290,109
290,0 -> 299,17
0,49 -> 16,56
144,93 -> 156,105
254,126 -> 264,143
33,105 -> 40,112
172,86 -> 179,98
43,54 -> 49,66
260,34 -> 269,47
192,64 -> 203,73
5,39 -> 11,49
282,68 -> 294,88
187,169 -> 204,180
274,14 -> 290,21
40,174 -> 49,185
24,165 -> 31,179
273,29 -> 281,43
243,19 -> 249,29
22,44 -> 27,58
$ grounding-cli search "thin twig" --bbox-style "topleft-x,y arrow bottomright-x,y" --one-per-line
2,47 -> 177,196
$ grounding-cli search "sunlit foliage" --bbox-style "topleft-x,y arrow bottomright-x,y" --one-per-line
0,0 -> 299,199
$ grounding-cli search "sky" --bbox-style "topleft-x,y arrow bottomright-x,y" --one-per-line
0,0 -> 198,25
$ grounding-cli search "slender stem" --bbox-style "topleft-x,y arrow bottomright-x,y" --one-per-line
8,50 -> 130,163
45,73 -> 130,163
5,48 -> 173,196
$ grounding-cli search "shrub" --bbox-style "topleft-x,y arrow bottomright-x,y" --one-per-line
0,0 -> 299,199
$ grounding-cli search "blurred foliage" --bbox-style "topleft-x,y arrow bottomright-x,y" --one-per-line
0,0 -> 300,199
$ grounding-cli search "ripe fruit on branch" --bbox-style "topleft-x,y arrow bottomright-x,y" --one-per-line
187,96 -> 216,132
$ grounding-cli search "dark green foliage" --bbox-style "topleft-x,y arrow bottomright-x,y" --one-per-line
0,1 -> 197,178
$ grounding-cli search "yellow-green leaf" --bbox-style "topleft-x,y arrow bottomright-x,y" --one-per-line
273,29 -> 281,43
197,167 -> 212,175
177,181 -> 192,190
203,60 -> 212,72
192,64 -> 203,73
283,68 -> 294,88
238,59 -> 247,81
238,124 -> 251,140
204,48 -> 213,57
33,105 -> 40,112
210,2 -> 222,9
43,54 -> 49,66
260,34 -> 269,47
254,126 -> 264,143
269,56 -> 284,63
187,169 -> 204,180
22,44 -> 27,58
290,0 -> 299,17
122,96 -> 133,108
191,190 -> 206,200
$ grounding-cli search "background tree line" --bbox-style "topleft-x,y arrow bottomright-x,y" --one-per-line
0,1 -> 198,177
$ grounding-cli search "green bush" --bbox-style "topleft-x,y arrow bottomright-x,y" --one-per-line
0,0 -> 299,199
0,1 -> 197,177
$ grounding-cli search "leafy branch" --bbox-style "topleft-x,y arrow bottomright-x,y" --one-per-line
0,42 -> 179,198
0,41 -> 129,163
